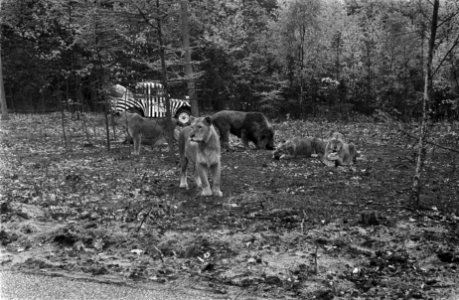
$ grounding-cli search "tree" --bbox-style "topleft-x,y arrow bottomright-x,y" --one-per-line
155,0 -> 175,158
411,0 -> 459,204
180,0 -> 198,116
271,0 -> 324,117
1,0 -> 10,120
2,0 -> 457,121
0,40 -> 8,120
125,0 -> 177,157
411,0 -> 439,206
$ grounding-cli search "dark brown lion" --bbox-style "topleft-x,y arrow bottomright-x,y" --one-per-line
211,110 -> 274,150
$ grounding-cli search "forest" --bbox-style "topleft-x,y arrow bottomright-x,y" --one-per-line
1,0 -> 459,299
1,0 -> 458,120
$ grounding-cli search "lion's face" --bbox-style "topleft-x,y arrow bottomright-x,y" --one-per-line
112,111 -> 132,125
257,128 -> 275,150
189,116 -> 213,143
326,138 -> 344,153
330,132 -> 344,141
272,140 -> 293,159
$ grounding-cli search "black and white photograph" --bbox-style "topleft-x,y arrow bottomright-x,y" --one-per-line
0,0 -> 458,299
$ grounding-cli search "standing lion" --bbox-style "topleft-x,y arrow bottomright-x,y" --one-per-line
113,111 -> 178,155
179,116 -> 223,197
211,110 -> 274,150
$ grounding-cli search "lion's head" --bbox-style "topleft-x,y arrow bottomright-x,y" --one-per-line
325,138 -> 345,162
112,111 -> 134,125
326,138 -> 344,153
257,127 -> 275,150
325,132 -> 345,161
272,139 -> 293,160
330,132 -> 344,141
189,116 -> 214,143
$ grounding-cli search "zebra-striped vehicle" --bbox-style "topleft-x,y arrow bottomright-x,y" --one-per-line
109,81 -> 192,125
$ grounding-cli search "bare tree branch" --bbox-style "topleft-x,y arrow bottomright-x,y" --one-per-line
400,129 -> 459,154
433,33 -> 459,76
436,10 -> 459,28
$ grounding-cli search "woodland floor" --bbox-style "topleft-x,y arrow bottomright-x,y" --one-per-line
1,113 -> 458,299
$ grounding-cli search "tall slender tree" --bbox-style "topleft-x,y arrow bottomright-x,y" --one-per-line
411,0 -> 440,206
181,0 -> 198,116
155,0 -> 175,158
0,0 -> 9,120
0,43 -> 8,120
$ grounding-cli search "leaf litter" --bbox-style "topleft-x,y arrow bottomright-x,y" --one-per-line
1,113 -> 458,299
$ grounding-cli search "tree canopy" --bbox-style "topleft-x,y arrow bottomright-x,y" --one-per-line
1,0 -> 458,120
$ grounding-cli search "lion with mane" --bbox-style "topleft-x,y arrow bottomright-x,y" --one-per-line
179,116 -> 223,197
273,132 -> 358,167
323,132 -> 358,166
211,110 -> 274,150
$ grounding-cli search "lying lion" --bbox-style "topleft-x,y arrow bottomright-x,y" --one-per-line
272,137 -> 325,160
323,132 -> 358,166
113,111 -> 178,155
179,116 -> 223,197
273,132 -> 358,167
211,110 -> 274,150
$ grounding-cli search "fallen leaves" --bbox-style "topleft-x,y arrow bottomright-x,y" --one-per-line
1,114 -> 458,298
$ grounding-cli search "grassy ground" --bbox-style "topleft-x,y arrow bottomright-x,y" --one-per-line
1,112 -> 458,299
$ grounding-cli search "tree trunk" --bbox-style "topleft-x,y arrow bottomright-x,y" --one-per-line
0,31 -> 9,120
411,0 -> 439,206
299,24 -> 305,119
94,0 -> 110,151
60,84 -> 68,148
157,0 -> 175,160
181,0 -> 198,117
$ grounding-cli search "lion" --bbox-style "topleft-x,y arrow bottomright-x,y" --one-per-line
211,110 -> 274,150
330,131 -> 345,141
179,116 -> 223,197
273,137 -> 326,160
113,111 -> 178,155
323,132 -> 358,166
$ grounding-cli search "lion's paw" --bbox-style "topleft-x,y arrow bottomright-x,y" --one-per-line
200,188 -> 213,197
195,178 -> 202,188
322,159 -> 336,167
327,152 -> 339,160
213,190 -> 223,197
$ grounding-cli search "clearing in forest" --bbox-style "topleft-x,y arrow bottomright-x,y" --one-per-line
1,113 -> 458,299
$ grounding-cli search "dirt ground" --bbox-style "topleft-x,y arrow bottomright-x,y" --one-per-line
1,113 -> 458,299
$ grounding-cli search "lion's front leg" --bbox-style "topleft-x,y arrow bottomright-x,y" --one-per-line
255,135 -> 268,150
321,151 -> 336,167
133,135 -> 141,155
197,164 -> 212,196
179,156 -> 189,189
220,129 -> 231,150
240,130 -> 250,148
210,163 -> 222,197
193,164 -> 202,188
